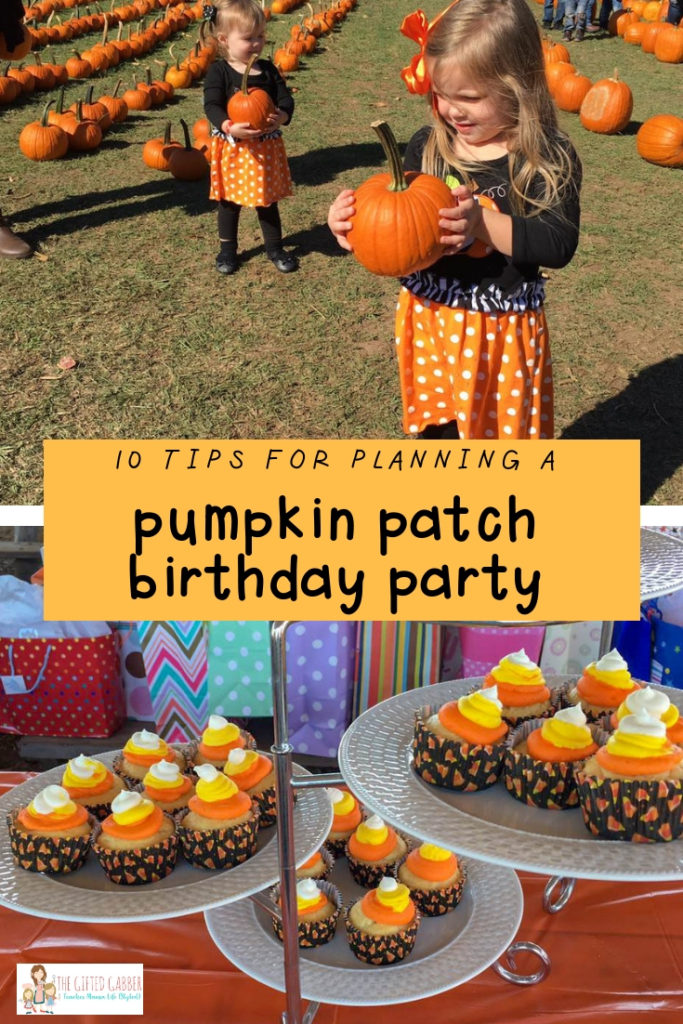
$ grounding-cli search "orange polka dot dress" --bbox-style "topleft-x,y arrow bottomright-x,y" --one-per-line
204,57 -> 294,209
397,128 -> 581,440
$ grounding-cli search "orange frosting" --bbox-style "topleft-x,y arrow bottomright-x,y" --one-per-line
198,736 -> 246,760
227,754 -> 272,791
360,889 -> 415,926
187,790 -> 252,820
123,747 -> 178,768
438,701 -> 508,745
527,728 -> 597,763
17,805 -> 89,833
144,777 -> 193,802
595,746 -> 683,778
300,851 -> 323,870
64,770 -> 116,799
483,678 -> 550,707
577,675 -> 640,709
404,848 -> 458,882
332,803 -> 362,832
101,803 -> 164,840
298,892 -> 327,916
348,828 -> 398,863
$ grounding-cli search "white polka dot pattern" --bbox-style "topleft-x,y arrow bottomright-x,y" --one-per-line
209,135 -> 293,207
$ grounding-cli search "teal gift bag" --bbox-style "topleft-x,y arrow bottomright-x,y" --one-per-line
207,621 -> 273,717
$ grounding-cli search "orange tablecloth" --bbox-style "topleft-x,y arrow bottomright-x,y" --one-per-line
1,772 -> 682,1023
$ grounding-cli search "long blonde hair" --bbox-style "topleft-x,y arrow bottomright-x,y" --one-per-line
211,0 -> 266,60
422,0 -> 573,214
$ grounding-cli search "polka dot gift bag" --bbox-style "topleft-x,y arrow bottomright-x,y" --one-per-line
207,622 -> 273,719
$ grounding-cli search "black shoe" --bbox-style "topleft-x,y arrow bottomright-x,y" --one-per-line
216,251 -> 239,275
268,249 -> 298,273
541,19 -> 552,28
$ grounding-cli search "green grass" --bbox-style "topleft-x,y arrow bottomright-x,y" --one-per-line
0,1 -> 681,503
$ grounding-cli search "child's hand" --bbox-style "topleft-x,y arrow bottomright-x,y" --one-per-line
327,189 -> 356,251
221,119 -> 269,140
438,185 -> 483,254
265,108 -> 288,130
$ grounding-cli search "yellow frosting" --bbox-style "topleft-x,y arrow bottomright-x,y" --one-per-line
419,843 -> 452,862
606,712 -> 671,759
491,649 -> 543,687
195,768 -> 239,803
143,760 -> 182,791
355,815 -> 389,846
201,715 -> 240,748
123,729 -> 168,756
29,785 -> 79,819
224,749 -> 259,777
376,878 -> 411,913
616,687 -> 679,728
111,791 -> 155,826
541,707 -> 593,750
457,688 -> 503,730
329,789 -> 356,816
62,755 -> 108,790
585,649 -> 633,690
296,878 -> 324,911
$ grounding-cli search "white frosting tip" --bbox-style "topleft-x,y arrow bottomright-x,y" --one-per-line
327,787 -> 344,804
111,790 -> 144,813
297,878 -> 320,900
194,763 -> 221,782
378,876 -> 398,892
553,705 -> 588,727
208,714 -> 229,730
364,813 -> 385,831
228,748 -> 248,765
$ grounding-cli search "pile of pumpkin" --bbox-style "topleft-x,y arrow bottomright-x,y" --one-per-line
25,0 -> 198,45
18,86 -> 126,159
142,117 -> 208,178
608,4 -> 683,63
273,0 -> 357,75
543,38 -> 683,167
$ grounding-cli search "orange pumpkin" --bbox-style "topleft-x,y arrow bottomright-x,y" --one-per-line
19,98 -> 69,161
227,53 -> 275,130
580,69 -> 633,134
143,120 -> 182,170
654,24 -> 683,63
347,120 -> 453,277
641,21 -> 666,51
623,21 -> 648,45
98,78 -> 129,123
636,114 -> 683,167
167,118 -> 208,180
554,70 -> 593,113
545,60 -> 575,96
544,40 -> 571,64
65,100 -> 103,151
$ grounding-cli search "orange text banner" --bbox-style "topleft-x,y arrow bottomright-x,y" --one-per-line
44,439 -> 640,622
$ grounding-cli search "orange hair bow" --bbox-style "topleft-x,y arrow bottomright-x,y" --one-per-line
400,2 -> 459,95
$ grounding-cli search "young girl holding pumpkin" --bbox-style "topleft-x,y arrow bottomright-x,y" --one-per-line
328,0 -> 581,440
203,0 -> 297,274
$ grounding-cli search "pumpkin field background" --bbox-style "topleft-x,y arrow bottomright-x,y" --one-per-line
0,0 -> 681,504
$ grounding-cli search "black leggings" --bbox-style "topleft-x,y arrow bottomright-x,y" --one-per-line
218,200 -> 283,252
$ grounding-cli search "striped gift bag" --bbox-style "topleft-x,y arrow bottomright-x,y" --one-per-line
352,622 -> 442,717
136,621 -> 209,742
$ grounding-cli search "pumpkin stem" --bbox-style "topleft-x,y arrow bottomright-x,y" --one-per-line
179,117 -> 192,150
85,83 -> 94,104
239,53 -> 258,94
102,14 -> 109,46
613,67 -> 619,80
371,120 -> 408,193
112,77 -> 122,98
163,121 -> 172,145
40,98 -> 55,127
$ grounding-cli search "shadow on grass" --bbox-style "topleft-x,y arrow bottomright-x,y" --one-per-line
289,141 -> 394,187
560,355 -> 683,503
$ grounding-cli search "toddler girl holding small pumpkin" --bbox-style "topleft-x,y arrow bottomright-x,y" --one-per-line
203,0 -> 297,274
328,0 -> 582,441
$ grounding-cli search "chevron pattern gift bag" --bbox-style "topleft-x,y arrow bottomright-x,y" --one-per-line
136,622 -> 209,742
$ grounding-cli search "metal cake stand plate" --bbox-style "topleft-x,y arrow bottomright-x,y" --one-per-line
0,750 -> 332,923
205,852 -> 526,1007
338,677 -> 683,882
640,528 -> 683,601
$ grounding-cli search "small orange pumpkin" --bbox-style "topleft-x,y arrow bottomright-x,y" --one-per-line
654,24 -> 683,63
227,53 -> 275,130
167,118 -> 209,180
636,114 -> 683,167
19,98 -> 69,160
98,78 -> 129,123
580,68 -> 633,135
554,70 -> 593,113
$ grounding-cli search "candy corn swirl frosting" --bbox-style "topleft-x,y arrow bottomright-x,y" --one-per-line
224,748 -> 273,792
62,755 -> 120,799
17,784 -> 90,836
348,814 -> 402,863
483,649 -> 550,709
613,687 -> 683,745
593,711 -> 683,779
403,843 -> 460,884
525,705 -> 598,763
435,686 -> 509,746
142,759 -> 194,805
295,878 -> 330,918
100,791 -> 166,843
327,787 -> 362,835
197,715 -> 248,763
575,649 -> 640,710
118,730 -> 180,779
358,877 -> 416,929
186,763 -> 252,822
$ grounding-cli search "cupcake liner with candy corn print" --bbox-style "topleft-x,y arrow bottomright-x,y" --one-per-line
574,772 -> 683,843
271,878 -> 342,948
413,706 -> 506,791
176,804 -> 260,869
91,820 -> 179,884
7,809 -> 94,874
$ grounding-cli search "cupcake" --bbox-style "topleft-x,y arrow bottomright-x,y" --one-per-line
141,759 -> 195,813
398,843 -> 466,916
61,754 -> 126,820
325,787 -> 363,856
224,748 -> 276,827
566,649 -> 641,722
346,814 -> 408,888
413,686 -> 509,791
8,784 -> 93,874
575,710 -> 683,842
272,878 -> 341,948
610,686 -> 683,745
192,714 -> 256,769
503,705 -> 600,810
114,729 -> 186,786
296,846 -> 333,881
482,649 -> 552,723
177,763 -> 260,869
91,790 -> 178,884
346,876 -> 419,965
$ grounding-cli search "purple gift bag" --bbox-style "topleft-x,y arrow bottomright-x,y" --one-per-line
285,622 -> 356,757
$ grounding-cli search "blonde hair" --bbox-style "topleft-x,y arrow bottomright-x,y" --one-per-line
212,0 -> 266,59
423,0 -> 573,214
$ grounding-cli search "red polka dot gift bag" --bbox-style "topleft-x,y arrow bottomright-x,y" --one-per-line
0,634 -> 126,738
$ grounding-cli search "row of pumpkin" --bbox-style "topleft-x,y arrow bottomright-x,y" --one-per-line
542,36 -> 683,167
